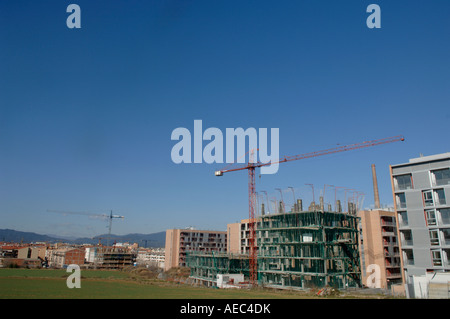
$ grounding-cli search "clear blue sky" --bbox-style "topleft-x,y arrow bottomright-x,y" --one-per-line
1,1 -> 449,238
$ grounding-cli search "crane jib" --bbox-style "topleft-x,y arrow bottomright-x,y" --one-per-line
216,135 -> 404,174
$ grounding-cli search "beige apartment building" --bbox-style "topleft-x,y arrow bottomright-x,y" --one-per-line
227,222 -> 241,254
358,209 -> 402,289
227,218 -> 255,255
356,164 -> 403,290
164,228 -> 227,271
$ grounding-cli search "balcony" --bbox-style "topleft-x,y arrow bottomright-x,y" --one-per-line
383,239 -> 399,247
382,231 -> 396,237
398,222 -> 408,229
401,239 -> 413,247
386,271 -> 402,279
381,220 -> 396,227
430,238 -> 440,246
384,250 -> 400,258
404,259 -> 415,266
385,258 -> 401,268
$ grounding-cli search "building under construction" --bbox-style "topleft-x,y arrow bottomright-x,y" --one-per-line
187,252 -> 250,287
85,246 -> 136,269
258,204 -> 361,289
186,195 -> 362,290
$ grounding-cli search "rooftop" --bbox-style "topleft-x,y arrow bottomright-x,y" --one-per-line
392,152 -> 450,168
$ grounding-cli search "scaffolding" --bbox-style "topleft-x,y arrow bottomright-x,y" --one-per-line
89,247 -> 136,269
186,210 -> 361,290
257,209 -> 361,290
186,251 -> 250,287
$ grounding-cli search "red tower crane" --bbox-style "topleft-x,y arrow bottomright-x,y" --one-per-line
215,135 -> 405,287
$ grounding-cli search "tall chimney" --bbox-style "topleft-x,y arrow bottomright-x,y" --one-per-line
372,164 -> 381,209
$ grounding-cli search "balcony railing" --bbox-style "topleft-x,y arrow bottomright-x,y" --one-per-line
383,240 -> 399,247
398,220 -> 408,227
401,239 -> 413,246
385,260 -> 401,267
381,220 -> 396,227
386,272 -> 402,278
382,231 -> 396,237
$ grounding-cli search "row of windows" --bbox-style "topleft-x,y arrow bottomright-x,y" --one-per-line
398,208 -> 450,227
394,168 -> 450,191
400,228 -> 450,247
403,248 -> 450,268
395,189 -> 446,209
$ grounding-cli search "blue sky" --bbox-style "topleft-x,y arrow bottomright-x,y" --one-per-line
1,1 -> 449,238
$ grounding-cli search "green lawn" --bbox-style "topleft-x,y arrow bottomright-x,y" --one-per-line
0,268 -> 130,280
0,268 -> 310,299
0,268 -> 396,299
1,277 -> 311,299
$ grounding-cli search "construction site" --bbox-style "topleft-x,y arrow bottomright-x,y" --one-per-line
258,200 -> 361,289
186,136 -> 405,291
187,192 -> 362,290
37,137 -> 405,291
85,246 -> 136,269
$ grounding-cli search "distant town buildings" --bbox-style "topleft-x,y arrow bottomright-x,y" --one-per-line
47,247 -> 85,268
136,247 -> 165,269
0,243 -> 46,268
1,241 -> 164,270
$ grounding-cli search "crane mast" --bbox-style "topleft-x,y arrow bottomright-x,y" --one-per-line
47,209 -> 124,247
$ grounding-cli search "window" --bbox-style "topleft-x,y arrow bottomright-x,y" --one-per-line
431,168 -> 450,186
381,216 -> 394,225
423,190 -> 434,206
429,229 -> 440,246
401,229 -> 413,246
398,211 -> 408,226
442,229 -> 450,245
395,174 -> 413,190
396,193 -> 407,209
431,250 -> 442,266
425,209 -> 437,226
439,208 -> 450,225
444,249 -> 450,267
403,249 -> 414,265
423,189 -> 447,207
434,189 -> 446,206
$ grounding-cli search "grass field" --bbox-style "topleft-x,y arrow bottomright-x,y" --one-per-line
0,268 -> 314,299
0,268 -> 396,299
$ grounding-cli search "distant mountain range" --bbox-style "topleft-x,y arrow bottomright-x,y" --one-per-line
0,229 -> 166,248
